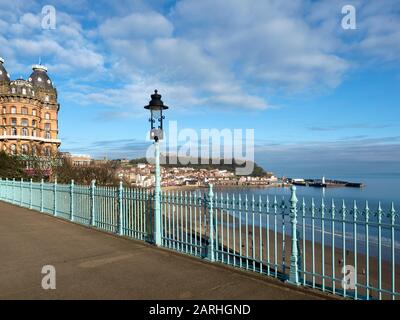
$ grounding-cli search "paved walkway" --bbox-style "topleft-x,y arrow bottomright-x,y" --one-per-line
0,201 -> 329,299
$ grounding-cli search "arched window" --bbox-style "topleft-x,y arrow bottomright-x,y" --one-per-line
45,95 -> 49,102
45,113 -> 50,120
21,144 -> 29,154
22,88 -> 26,95
12,127 -> 17,135
21,118 -> 28,126
11,106 -> 16,114
32,129 -> 37,137
22,127 -> 28,136
45,132 -> 51,139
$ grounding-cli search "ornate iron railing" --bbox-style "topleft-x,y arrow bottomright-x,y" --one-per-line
0,178 -> 398,300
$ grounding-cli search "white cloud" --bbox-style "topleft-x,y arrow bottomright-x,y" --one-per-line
99,11 -> 173,39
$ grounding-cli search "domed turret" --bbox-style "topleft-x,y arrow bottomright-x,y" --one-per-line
28,64 -> 54,90
9,79 -> 35,96
0,57 -> 10,83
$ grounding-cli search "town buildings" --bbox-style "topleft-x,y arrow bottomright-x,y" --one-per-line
0,57 -> 60,156
116,163 -> 278,188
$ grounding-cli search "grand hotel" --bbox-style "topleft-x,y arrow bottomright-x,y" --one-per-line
0,57 -> 60,156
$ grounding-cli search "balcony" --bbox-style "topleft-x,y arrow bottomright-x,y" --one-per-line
0,135 -> 61,144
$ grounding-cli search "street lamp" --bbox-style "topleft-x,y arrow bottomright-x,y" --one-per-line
144,90 -> 169,141
144,90 -> 168,246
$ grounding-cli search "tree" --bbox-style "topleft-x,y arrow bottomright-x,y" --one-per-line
0,151 -> 28,179
54,156 -> 119,185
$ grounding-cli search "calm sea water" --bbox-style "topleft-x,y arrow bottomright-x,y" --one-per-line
215,173 -> 400,208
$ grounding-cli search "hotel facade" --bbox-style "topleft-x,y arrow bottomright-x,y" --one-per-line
0,57 -> 60,157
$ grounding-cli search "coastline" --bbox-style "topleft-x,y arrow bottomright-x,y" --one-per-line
162,183 -> 290,192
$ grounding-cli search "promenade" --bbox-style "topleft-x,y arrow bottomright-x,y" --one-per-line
0,201 -> 328,300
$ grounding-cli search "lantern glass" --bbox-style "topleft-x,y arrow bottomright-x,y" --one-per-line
151,108 -> 163,129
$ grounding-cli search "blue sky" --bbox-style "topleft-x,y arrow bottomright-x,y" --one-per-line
0,0 -> 399,177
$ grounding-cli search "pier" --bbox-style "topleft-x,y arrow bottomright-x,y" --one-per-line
290,177 -> 365,188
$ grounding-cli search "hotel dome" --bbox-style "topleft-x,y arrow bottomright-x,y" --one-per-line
0,57 -> 10,83
28,64 -> 54,90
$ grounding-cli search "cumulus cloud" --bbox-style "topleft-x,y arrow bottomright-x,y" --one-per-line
1,0 -> 398,115
99,11 -> 174,39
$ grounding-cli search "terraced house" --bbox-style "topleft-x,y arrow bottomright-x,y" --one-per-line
0,57 -> 60,157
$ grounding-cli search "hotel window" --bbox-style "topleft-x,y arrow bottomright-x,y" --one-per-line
32,145 -> 37,155
22,127 -> 28,136
21,119 -> 28,126
32,129 -> 37,137
45,132 -> 51,139
10,144 -> 16,155
11,88 -> 16,94
2,107 -> 5,114
32,120 -> 36,127
22,107 -> 28,115
45,95 -> 49,102
44,147 -> 51,156
45,113 -> 50,120
32,109 -> 37,116
11,106 -> 16,114
22,88 -> 26,95
11,127 -> 17,135
2,128 -> 6,135
2,118 -> 6,125
45,123 -> 51,131
11,118 -> 17,126
21,144 -> 28,154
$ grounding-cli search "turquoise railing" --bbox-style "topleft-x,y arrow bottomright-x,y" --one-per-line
0,178 -> 398,300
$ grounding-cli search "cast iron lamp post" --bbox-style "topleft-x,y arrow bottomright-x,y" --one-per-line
144,90 -> 169,246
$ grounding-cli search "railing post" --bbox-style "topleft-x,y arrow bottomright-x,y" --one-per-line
206,184 -> 215,262
5,178 -> 8,201
118,181 -> 124,235
29,178 -> 33,209
12,178 -> 15,204
90,180 -> 96,226
40,178 -> 44,213
70,180 -> 74,221
53,178 -> 57,216
288,186 -> 300,285
20,178 -> 23,206
6,178 -> 11,202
